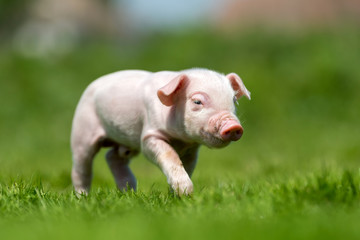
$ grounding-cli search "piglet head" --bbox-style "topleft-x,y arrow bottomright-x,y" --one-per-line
157,70 -> 250,148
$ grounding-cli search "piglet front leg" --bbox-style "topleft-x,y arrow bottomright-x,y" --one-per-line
142,136 -> 193,196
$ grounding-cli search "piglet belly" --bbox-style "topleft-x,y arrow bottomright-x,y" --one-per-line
102,118 -> 143,149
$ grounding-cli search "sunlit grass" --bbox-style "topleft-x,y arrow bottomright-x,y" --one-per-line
1,168 -> 360,240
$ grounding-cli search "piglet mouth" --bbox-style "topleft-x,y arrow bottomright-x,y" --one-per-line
199,129 -> 229,148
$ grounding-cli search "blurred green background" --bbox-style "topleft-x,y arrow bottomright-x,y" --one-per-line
0,0 -> 359,202
1,1 -> 360,239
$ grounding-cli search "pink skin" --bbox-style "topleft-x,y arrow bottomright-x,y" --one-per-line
220,120 -> 243,141
71,69 -> 250,196
189,93 -> 243,146
207,111 -> 243,142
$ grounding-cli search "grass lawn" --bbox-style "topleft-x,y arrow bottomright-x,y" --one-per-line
0,27 -> 360,239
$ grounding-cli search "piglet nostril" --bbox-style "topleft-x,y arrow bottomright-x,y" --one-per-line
220,121 -> 243,141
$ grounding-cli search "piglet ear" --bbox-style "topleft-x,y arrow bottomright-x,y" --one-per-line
226,73 -> 251,100
157,74 -> 189,106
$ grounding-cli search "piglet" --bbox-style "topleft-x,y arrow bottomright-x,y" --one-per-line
71,68 -> 250,195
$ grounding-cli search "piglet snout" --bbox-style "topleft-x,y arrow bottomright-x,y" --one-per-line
220,120 -> 243,141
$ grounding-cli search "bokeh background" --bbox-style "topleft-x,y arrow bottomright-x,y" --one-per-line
0,0 -> 359,192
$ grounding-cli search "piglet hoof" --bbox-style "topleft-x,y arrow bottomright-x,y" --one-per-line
74,188 -> 89,197
169,175 -> 194,196
115,170 -> 137,192
117,181 -> 137,192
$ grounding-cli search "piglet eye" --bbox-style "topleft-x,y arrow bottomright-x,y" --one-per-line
193,100 -> 202,105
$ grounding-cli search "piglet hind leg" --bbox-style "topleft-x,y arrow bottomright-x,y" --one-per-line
71,136 -> 102,195
142,137 -> 193,196
106,145 -> 138,191
71,103 -> 106,195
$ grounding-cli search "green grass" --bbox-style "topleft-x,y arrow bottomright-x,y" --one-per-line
1,170 -> 360,239
1,26 -> 360,239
